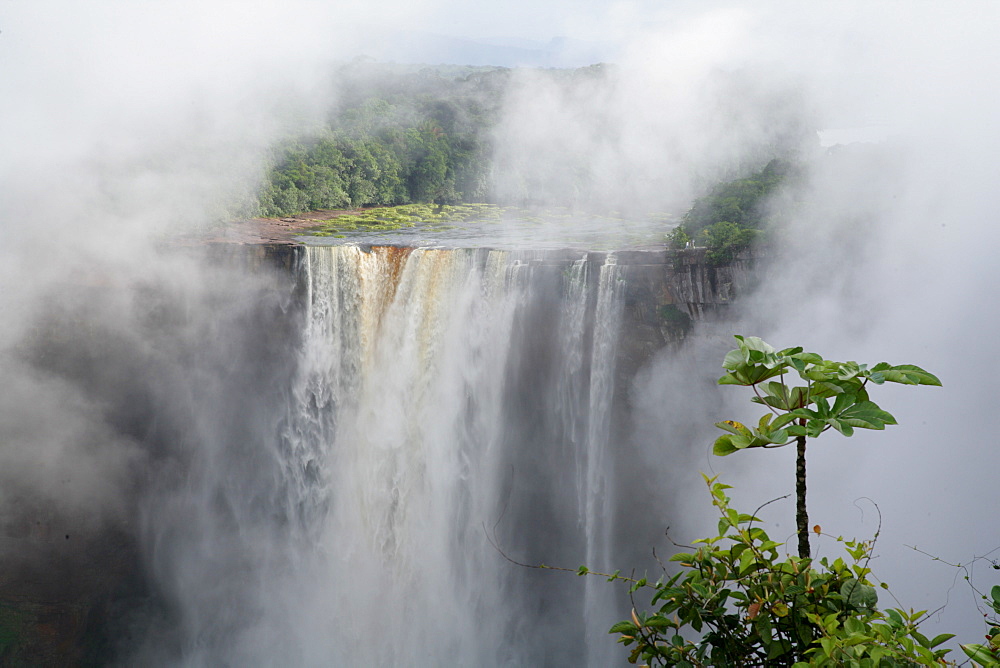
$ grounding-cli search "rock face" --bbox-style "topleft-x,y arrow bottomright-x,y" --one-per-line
590,247 -> 757,378
0,241 -> 755,665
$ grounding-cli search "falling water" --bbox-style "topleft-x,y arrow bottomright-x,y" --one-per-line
130,244 -> 643,666
582,255 -> 624,666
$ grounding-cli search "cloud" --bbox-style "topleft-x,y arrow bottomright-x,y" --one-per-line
2,0 -> 999,660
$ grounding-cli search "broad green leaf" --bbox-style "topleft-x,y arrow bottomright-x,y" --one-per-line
879,363 -> 942,386
810,381 -> 846,398
803,366 -> 831,382
715,420 -> 751,436
739,549 -> 757,574
748,365 -> 788,384
766,428 -> 791,444
962,643 -> 1000,666
844,617 -> 864,635
608,621 -> 639,634
842,578 -> 878,609
740,336 -> 776,355
828,419 -> 854,437
870,364 -> 941,386
839,401 -> 897,430
723,347 -> 747,370
759,381 -> 791,410
643,616 -> 672,629
789,386 -> 811,409
830,391 -> 858,416
771,413 -> 798,430
714,420 -> 789,454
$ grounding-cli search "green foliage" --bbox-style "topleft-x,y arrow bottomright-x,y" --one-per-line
673,159 -> 797,263
699,221 -> 758,265
667,225 -> 691,250
713,335 -> 940,560
685,159 -> 794,234
609,476 -> 955,667
258,63 -> 508,215
961,584 -> 1000,665
307,202 -> 498,237
712,336 -> 940,456
602,339 -> 949,665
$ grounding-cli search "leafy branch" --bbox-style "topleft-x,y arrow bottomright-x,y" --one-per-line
713,335 -> 941,559
608,476 -> 955,667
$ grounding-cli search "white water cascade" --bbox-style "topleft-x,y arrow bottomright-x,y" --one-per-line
135,244 -> 645,667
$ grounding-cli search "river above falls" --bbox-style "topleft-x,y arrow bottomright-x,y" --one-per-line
291,203 -> 677,251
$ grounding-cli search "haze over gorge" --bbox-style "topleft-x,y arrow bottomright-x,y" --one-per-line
1,2 -> 999,665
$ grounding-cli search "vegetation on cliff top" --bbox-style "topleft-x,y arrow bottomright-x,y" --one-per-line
258,63 -> 509,216
669,159 -> 800,264
256,62 -> 807,241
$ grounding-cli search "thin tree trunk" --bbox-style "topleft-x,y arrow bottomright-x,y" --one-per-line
796,434 -> 810,559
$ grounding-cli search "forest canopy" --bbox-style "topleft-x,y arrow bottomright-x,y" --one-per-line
258,63 -> 509,216
668,159 -> 800,263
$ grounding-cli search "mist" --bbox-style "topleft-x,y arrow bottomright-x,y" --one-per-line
2,0 -> 999,664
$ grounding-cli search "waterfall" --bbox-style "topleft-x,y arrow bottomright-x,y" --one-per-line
137,244 -> 639,666
582,255 -> 624,666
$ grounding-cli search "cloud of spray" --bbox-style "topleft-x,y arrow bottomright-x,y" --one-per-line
492,10 -> 815,214
3,0 -> 1000,661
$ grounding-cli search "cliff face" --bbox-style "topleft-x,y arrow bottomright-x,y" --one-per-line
583,247 -> 757,378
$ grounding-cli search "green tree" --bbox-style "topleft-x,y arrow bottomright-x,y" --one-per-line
698,221 -> 758,265
667,225 -> 691,250
670,158 -> 796,261
407,125 -> 452,203
683,158 -> 793,237
601,338 -> 949,666
712,336 -> 940,559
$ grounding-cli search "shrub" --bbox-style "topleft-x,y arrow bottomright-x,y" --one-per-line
610,476 -> 955,667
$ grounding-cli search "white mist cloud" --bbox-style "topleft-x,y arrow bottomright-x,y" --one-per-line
2,0 -> 999,660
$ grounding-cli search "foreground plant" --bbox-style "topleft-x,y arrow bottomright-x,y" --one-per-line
602,338 -> 950,666
712,336 -> 940,559
610,476 -> 954,667
962,583 -> 1000,665
963,582 -> 1000,666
